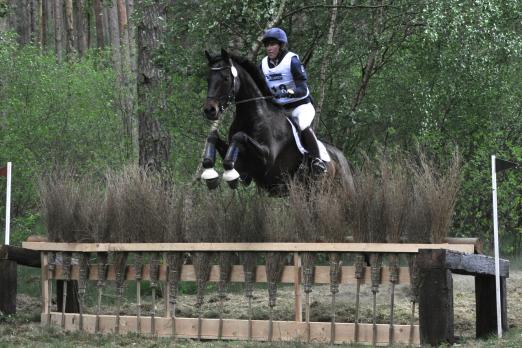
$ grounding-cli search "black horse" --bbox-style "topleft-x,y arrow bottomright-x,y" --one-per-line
201,49 -> 355,195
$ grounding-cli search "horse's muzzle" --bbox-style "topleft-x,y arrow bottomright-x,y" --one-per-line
203,100 -> 219,120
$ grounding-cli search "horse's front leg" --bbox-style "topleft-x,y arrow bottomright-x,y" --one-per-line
223,132 -> 270,188
201,131 -> 228,189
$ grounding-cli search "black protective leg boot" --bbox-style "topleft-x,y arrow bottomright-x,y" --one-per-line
301,127 -> 327,175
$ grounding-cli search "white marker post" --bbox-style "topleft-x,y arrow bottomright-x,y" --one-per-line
490,155 -> 502,338
4,162 -> 12,245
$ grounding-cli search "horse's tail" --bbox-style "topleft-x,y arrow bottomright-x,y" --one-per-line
325,144 -> 356,197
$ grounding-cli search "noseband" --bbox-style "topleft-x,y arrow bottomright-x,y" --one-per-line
207,60 -> 272,113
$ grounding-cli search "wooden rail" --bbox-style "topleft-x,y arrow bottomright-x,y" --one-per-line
50,264 -> 412,284
22,242 -> 476,253
44,313 -> 420,344
28,241 -> 493,346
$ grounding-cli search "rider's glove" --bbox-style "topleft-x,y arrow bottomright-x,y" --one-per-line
273,90 -> 288,99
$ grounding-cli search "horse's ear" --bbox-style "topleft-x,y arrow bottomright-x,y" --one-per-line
221,48 -> 230,61
205,50 -> 212,62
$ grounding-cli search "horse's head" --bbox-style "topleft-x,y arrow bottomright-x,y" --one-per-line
203,49 -> 240,121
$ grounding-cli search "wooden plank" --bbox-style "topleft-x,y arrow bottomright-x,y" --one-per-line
51,264 -> 412,285
0,245 -> 41,267
23,242 -> 475,253
441,249 -> 509,277
444,237 -> 482,254
41,253 -> 49,316
43,313 -> 420,345
0,260 -> 17,314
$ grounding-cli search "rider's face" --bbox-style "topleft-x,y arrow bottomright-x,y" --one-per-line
265,41 -> 281,60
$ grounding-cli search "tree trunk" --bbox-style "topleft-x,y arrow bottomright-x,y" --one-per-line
315,0 -> 339,129
30,0 -> 37,43
10,0 -> 32,44
54,0 -> 64,63
7,0 -> 17,35
64,0 -> 75,57
40,0 -> 47,49
102,3 -> 110,47
77,0 -> 88,56
118,0 -> 138,159
126,0 -> 137,74
136,0 -> 170,172
45,0 -> 54,50
108,0 -> 121,69
86,4 -> 92,49
22,0 -> 32,44
93,0 -> 104,49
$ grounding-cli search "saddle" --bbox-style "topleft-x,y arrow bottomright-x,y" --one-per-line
286,117 -> 331,162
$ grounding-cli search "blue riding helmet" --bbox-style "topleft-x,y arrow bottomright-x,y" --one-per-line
262,28 -> 288,45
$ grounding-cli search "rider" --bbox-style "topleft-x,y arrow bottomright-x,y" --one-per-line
260,27 -> 327,175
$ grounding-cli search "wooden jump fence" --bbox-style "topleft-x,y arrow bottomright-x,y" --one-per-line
21,239 -> 508,346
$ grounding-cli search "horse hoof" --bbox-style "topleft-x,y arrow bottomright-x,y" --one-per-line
201,168 -> 219,180
227,178 -> 239,189
205,177 -> 220,190
223,169 -> 240,182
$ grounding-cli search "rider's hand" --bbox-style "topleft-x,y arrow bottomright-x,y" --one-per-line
273,90 -> 287,99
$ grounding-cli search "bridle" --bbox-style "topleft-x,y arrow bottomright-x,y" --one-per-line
206,60 -> 272,113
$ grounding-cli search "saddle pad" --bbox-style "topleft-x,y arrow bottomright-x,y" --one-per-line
287,118 -> 331,162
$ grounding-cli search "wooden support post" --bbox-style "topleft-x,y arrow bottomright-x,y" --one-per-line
0,259 -> 17,314
475,275 -> 508,338
41,253 -> 49,319
293,253 -> 302,322
416,249 -> 455,346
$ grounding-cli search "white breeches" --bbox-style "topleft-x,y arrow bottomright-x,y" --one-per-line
290,102 -> 315,131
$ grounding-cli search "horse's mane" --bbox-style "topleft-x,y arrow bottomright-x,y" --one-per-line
230,54 -> 273,97
208,52 -> 273,97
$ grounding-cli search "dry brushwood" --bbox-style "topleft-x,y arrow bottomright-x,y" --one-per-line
165,184 -> 187,337
236,193 -> 266,340
184,189 -> 219,340
263,197 -> 292,342
413,149 -> 461,243
378,150 -> 410,244
287,179 -> 333,342
347,153 -> 388,344
216,191 -> 243,338
39,171 -> 79,242
296,177 -> 347,344
377,149 -> 410,344
106,166 -> 171,333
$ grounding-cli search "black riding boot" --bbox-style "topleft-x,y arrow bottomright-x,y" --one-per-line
301,127 -> 327,175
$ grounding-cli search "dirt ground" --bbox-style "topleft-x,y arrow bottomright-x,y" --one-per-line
2,269 -> 522,347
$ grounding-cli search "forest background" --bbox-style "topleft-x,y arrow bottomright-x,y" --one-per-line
0,0 -> 521,254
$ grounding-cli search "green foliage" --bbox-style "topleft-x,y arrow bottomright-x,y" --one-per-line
0,33 -> 129,216
162,0 -> 522,253
0,0 -> 8,18
1,1 -> 522,254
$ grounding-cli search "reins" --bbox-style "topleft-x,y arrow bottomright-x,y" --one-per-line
208,62 -> 272,111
